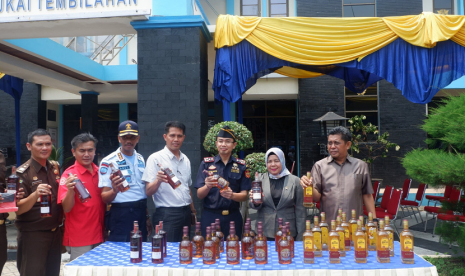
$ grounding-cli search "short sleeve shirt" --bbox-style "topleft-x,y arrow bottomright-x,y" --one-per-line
311,155 -> 373,225
194,155 -> 251,210
98,148 -> 146,203
58,161 -> 105,247
141,146 -> 192,208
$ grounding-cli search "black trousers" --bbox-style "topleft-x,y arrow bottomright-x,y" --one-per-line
0,223 -> 6,275
17,229 -> 62,276
201,208 -> 243,239
107,201 -> 148,242
152,205 -> 191,242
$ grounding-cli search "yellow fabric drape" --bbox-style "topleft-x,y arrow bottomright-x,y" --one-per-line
215,13 -> 465,66
275,67 -> 323,78
0,73 -> 4,79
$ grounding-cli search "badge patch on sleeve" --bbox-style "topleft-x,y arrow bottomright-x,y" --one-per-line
100,167 -> 108,175
60,178 -> 66,186
245,170 -> 251,178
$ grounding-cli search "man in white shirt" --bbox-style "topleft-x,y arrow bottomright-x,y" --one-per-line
142,121 -> 196,242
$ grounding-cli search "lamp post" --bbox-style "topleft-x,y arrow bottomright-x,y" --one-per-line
313,112 -> 348,155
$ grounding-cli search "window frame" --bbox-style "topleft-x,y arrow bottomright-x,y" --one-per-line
268,0 -> 289,17
344,82 -> 380,132
342,0 -> 376,17
433,0 -> 454,15
241,0 -> 261,17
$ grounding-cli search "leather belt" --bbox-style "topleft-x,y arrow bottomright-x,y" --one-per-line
111,199 -> 147,209
0,220 -> 4,225
204,208 -> 238,216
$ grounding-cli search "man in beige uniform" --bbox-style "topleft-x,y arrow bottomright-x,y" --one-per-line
300,126 -> 377,224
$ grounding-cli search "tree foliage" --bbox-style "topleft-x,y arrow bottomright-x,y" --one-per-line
203,121 -> 254,155
244,152 -> 267,181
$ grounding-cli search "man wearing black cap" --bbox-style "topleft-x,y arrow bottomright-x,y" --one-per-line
194,126 -> 251,238
98,120 -> 151,242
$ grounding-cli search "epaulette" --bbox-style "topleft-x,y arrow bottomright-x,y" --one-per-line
16,162 -> 30,174
236,158 -> 245,166
117,152 -> 124,161
204,157 -> 214,163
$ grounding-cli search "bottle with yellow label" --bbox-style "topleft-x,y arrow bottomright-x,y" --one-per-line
367,212 -> 377,251
400,220 -> 414,264
341,212 -> 351,251
329,220 -> 341,264
384,216 -> 395,257
376,220 -> 390,263
303,172 -> 314,208
359,216 -> 368,255
320,212 -> 329,251
354,219 -> 367,263
349,209 -> 357,247
312,216 -> 322,257
303,220 -> 314,264
336,216 -> 346,257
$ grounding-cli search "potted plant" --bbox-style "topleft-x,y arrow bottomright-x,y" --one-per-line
244,152 -> 267,181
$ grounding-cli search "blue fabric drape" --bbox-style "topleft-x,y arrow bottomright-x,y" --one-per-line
213,38 -> 465,105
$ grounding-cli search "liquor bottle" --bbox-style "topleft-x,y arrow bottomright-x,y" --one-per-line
179,226 -> 193,264
338,208 -> 343,219
210,223 -> 220,259
158,163 -> 182,189
246,218 -> 256,240
354,219 -> 367,263
275,218 -> 283,252
341,212 -> 351,251
349,209 -> 357,247
226,225 -> 240,265
303,171 -> 313,208
109,163 -> 130,193
152,225 -> 164,264
130,221 -> 142,245
241,223 -> 254,260
320,212 -> 329,251
312,216 -> 323,257
254,223 -> 267,264
359,216 -> 368,255
202,170 -> 229,191
400,220 -> 414,264
329,220 -> 341,264
278,225 -> 292,265
7,166 -> 19,194
384,216 -> 395,257
251,172 -> 263,205
203,226 -> 216,265
215,219 -> 224,253
68,173 -> 91,203
40,193 -> 52,218
367,212 -> 377,251
336,216 -> 346,257
130,221 -> 142,263
159,221 -> 167,257
376,220 -> 390,263
303,220 -> 314,264
285,222 -> 294,258
192,222 -> 204,258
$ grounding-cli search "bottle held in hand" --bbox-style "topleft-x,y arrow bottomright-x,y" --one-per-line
7,166 -> 19,194
303,171 -> 314,208
40,191 -> 52,218
109,163 -> 130,193
68,173 -> 91,203
251,172 -> 263,204
202,170 -> 229,191
158,163 -> 181,189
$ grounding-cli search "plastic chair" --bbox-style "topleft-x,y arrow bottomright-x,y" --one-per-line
374,188 -> 403,238
400,179 -> 412,201
372,181 -> 380,202
375,185 -> 393,212
425,185 -> 453,206
400,183 -> 426,224
424,187 -> 462,236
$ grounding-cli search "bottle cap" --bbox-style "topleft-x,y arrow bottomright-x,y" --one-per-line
257,221 -> 263,227
215,218 -> 220,224
183,226 -> 189,235
285,221 -> 290,226
206,226 -> 211,235
278,218 -> 283,223
230,226 -> 236,235
314,216 -> 319,223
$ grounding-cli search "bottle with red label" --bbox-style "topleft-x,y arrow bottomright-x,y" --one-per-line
158,163 -> 181,189
179,226 -> 193,264
329,220 -> 340,264
303,220 -> 314,264
303,172 -> 314,208
152,225 -> 164,264
130,221 -> 142,263
202,170 -> 229,191
400,219 -> 414,264
376,220 -> 390,263
251,172 -> 263,205
354,219 -> 367,263
254,222 -> 267,264
278,225 -> 291,264
109,163 -> 130,193
226,225 -> 240,265
68,173 -> 91,203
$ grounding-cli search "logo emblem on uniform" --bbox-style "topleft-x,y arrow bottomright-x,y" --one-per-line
33,176 -> 38,181
60,178 -> 66,186
204,157 -> 214,163
231,163 -> 240,174
208,165 -> 216,170
245,169 -> 251,178
100,167 -> 108,175
126,123 -> 132,130
54,169 -> 59,175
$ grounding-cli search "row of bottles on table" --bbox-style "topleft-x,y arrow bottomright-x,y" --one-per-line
130,220 -> 167,263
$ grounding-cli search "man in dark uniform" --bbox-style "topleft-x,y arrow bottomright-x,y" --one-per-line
195,126 -> 251,238
16,129 -> 63,276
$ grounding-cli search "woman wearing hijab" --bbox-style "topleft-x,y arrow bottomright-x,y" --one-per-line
249,147 -> 305,241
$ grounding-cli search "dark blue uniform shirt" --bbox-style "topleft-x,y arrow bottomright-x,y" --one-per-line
194,155 -> 251,210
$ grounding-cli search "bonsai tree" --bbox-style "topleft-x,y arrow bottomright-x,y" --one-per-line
244,152 -> 267,181
401,95 -> 465,252
203,121 -> 253,155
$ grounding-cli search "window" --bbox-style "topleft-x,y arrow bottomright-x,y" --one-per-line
241,0 -> 260,16
269,0 -> 288,17
345,84 -> 379,127
433,0 -> 454,15
343,0 -> 376,17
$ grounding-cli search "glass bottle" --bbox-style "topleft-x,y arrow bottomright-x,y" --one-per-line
400,220 -> 415,264
285,221 -> 294,258
320,212 -> 329,251
338,208 -> 343,219
215,219 -> 224,253
226,225 -> 240,265
192,222 -> 204,258
359,216 -> 368,255
275,218 -> 283,252
202,170 -> 229,191
376,220 -> 390,263
210,223 -> 220,259
241,223 -> 254,260
349,209 -> 357,247
278,225 -> 292,264
158,163 -> 181,189
254,223 -> 267,264
329,220 -> 341,264
203,226 -> 216,265
40,192 -> 52,218
341,212 -> 351,251
247,218 -> 257,239
312,216 -> 322,257
303,171 -> 314,208
159,221 -> 167,257
251,172 -> 263,205
152,225 -> 164,264
367,212 -> 377,251
179,226 -> 193,264
336,216 -> 346,257
384,216 -> 395,257
303,220 -> 314,264
130,221 -> 142,263
68,173 -> 91,203
7,166 -> 19,194
354,219 -> 367,263
109,163 -> 130,192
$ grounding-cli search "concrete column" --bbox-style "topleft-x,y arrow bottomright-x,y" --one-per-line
79,91 -> 99,136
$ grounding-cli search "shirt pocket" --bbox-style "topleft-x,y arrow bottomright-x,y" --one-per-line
349,173 -> 364,192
